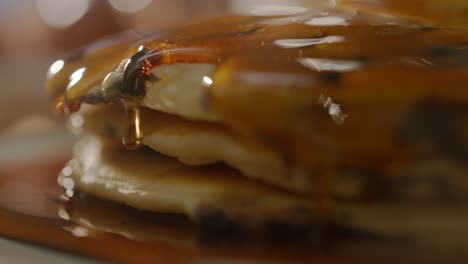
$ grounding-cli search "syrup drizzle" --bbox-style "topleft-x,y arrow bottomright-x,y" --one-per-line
121,46 -> 154,98
120,46 -> 152,150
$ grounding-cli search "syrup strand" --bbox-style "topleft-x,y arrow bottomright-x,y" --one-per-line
122,105 -> 143,150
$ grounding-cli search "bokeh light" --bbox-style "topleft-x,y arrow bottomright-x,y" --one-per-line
36,0 -> 90,28
108,0 -> 152,13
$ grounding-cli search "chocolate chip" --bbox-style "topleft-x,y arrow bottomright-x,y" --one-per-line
321,71 -> 341,86
396,99 -> 467,160
193,206 -> 244,243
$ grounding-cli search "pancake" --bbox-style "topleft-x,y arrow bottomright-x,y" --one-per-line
143,63 -> 219,121
59,136 -> 317,226
76,105 -> 314,194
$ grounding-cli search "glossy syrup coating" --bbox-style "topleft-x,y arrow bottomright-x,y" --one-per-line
47,31 -> 143,113
339,0 -> 468,27
46,6 -> 468,171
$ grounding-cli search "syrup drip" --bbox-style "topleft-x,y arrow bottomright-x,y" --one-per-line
122,106 -> 143,150
119,47 -> 153,150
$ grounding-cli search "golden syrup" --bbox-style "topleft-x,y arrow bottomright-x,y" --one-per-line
48,31 -> 153,116
122,106 -> 143,150
338,0 -> 468,27
45,4 -> 468,199
45,6 -> 468,182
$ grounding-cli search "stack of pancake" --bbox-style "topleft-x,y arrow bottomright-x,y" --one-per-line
47,4 -> 468,232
